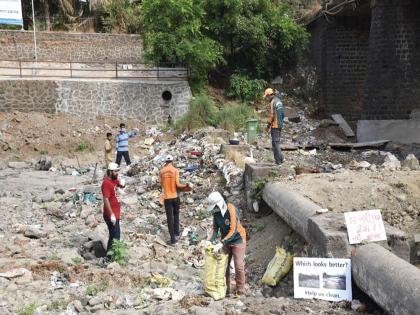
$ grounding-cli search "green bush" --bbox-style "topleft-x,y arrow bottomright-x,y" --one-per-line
108,240 -> 129,266
215,103 -> 257,133
227,74 -> 267,102
175,94 -> 218,131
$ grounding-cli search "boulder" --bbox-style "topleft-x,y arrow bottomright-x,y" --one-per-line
59,248 -> 84,265
80,205 -> 93,219
24,226 -> 47,239
36,188 -> 56,203
35,155 -> 52,171
8,161 -> 29,169
401,154 -> 419,170
382,153 -> 401,170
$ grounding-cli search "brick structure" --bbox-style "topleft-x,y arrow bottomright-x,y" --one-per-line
308,0 -> 420,121
0,30 -> 143,63
364,0 -> 420,119
309,16 -> 370,121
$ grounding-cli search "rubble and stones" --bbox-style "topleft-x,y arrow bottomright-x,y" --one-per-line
1,109 -> 419,314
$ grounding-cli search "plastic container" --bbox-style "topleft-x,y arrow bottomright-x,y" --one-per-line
246,119 -> 258,144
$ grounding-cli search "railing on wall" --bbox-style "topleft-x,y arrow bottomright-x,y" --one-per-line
0,60 -> 189,80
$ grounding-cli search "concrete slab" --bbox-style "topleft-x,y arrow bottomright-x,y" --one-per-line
307,212 -> 352,258
332,114 -> 355,137
329,140 -> 389,150
357,120 -> 420,144
307,212 -> 410,261
352,244 -> 420,315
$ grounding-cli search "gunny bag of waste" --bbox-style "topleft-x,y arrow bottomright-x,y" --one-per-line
204,245 -> 228,300
261,247 -> 293,286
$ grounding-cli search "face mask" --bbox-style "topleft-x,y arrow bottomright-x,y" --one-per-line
111,174 -> 118,180
121,128 -> 126,132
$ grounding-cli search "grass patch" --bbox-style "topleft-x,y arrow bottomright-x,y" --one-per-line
76,141 -> 89,152
46,299 -> 67,311
175,94 -> 218,131
255,222 -> 266,232
49,251 -> 61,261
175,93 -> 257,133
215,102 -> 257,133
72,257 -> 83,266
85,281 -> 108,297
19,303 -> 36,315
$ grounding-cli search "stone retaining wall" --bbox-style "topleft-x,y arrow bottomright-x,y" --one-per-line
0,30 -> 143,63
0,79 -> 191,125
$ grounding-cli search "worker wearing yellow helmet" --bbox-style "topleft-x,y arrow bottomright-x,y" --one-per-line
264,88 -> 283,164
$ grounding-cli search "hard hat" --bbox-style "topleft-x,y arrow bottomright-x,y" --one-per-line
263,88 -> 274,98
107,162 -> 120,171
207,191 -> 227,216
165,154 -> 174,162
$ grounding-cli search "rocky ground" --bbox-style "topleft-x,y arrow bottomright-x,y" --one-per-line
1,110 -> 418,314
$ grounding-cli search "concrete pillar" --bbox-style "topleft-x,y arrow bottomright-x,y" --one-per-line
262,182 -> 410,260
243,163 -> 281,213
363,0 -> 420,119
262,182 -> 320,240
352,243 -> 420,315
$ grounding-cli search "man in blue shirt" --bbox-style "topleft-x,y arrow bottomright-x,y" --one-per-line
115,123 -> 138,167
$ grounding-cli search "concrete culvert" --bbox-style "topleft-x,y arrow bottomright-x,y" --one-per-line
162,90 -> 172,101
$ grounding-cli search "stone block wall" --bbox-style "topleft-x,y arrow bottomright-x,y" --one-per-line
0,80 -> 57,113
0,31 -> 143,62
363,0 -> 420,119
0,79 -> 191,125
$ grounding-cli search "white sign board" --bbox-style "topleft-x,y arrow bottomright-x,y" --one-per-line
344,209 -> 387,244
0,0 -> 23,25
294,257 -> 352,302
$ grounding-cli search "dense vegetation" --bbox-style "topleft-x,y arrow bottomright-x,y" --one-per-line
5,0 -> 310,97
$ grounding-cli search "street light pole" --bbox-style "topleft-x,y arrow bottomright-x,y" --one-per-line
31,0 -> 37,61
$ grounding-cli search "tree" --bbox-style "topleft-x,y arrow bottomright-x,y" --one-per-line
141,0 -> 223,90
202,0 -> 309,80
101,0 -> 142,34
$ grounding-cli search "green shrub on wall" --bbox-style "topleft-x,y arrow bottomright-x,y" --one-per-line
227,74 -> 267,102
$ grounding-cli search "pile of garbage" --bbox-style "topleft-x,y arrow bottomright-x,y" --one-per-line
126,129 -> 245,207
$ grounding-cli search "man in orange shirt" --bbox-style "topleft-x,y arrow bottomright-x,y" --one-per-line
159,155 -> 191,245
264,88 -> 284,164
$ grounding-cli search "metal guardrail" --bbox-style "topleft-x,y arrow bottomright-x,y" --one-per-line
0,60 -> 189,80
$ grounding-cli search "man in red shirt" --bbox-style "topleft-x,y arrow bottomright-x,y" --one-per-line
102,162 -> 125,256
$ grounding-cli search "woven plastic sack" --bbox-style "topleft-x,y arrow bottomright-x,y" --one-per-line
204,245 -> 228,300
261,247 -> 293,286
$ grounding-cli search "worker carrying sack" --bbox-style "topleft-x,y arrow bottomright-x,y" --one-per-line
261,247 -> 293,286
204,245 -> 228,300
